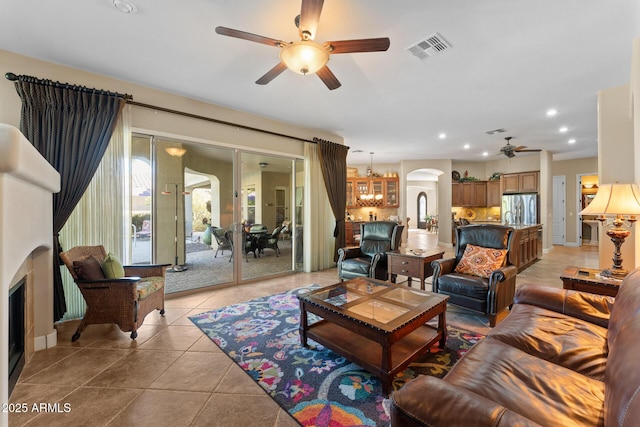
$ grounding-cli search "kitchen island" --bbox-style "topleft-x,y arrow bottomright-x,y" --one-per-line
508,224 -> 542,272
468,222 -> 542,272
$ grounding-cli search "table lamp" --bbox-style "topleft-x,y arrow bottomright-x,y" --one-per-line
579,183 -> 640,278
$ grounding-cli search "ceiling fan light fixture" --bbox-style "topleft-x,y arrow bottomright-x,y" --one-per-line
280,40 -> 329,75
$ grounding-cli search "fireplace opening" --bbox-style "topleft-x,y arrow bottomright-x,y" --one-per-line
8,279 -> 25,396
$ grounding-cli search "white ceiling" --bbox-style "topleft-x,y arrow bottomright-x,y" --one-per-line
1,1 -> 639,165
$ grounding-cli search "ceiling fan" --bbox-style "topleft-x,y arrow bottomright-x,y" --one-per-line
215,0 -> 390,90
499,137 -> 542,158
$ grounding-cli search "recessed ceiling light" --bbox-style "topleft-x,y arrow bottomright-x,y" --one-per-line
568,139 -> 576,144
546,109 -> 558,117
439,133 -> 446,139
482,151 -> 489,157
113,0 -> 137,13
559,126 -> 568,133
463,144 -> 470,149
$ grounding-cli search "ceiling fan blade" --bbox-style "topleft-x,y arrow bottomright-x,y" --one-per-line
299,0 -> 324,40
513,145 -> 528,150
256,62 -> 288,85
324,38 -> 391,54
516,149 -> 543,152
215,26 -> 284,48
316,65 -> 341,90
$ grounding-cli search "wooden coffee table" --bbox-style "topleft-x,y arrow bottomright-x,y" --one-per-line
297,277 -> 449,395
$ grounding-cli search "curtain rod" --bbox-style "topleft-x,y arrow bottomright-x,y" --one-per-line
126,100 -> 319,144
5,71 -> 343,146
5,72 -> 132,100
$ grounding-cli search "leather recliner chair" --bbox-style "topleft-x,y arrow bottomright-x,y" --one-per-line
337,221 -> 403,281
432,224 -> 517,327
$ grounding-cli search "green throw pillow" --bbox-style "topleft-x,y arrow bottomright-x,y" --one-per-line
101,253 -> 125,278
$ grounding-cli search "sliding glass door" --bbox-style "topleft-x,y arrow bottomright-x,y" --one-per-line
129,134 -> 303,293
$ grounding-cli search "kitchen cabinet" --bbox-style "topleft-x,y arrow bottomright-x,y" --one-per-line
487,180 -> 501,207
346,176 -> 400,208
452,181 -> 487,207
502,171 -> 539,194
452,182 -> 462,206
519,172 -> 539,192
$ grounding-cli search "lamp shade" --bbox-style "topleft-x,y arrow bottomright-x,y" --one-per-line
280,41 -> 329,75
579,183 -> 640,216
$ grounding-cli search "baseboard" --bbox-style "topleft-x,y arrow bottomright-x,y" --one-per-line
34,330 -> 58,351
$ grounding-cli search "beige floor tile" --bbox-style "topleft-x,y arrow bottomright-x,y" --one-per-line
149,352 -> 233,392
87,350 -> 183,389
137,325 -> 204,351
171,308 -> 212,326
18,346 -> 81,382
214,362 -> 266,395
20,349 -> 130,387
8,383 -> 76,426
187,335 -> 223,353
164,292 -> 218,309
23,387 -> 143,427
106,389 -> 210,427
54,321 -> 123,347
191,394 -> 280,427
86,324 -> 165,350
141,307 -> 191,326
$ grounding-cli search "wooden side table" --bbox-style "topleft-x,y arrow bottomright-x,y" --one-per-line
560,265 -> 621,297
387,249 -> 445,291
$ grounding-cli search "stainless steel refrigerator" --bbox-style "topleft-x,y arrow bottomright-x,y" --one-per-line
501,193 -> 538,225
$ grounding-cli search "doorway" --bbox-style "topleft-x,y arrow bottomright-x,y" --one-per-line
417,192 -> 427,229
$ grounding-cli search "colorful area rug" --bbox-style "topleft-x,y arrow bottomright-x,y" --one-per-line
189,286 -> 484,427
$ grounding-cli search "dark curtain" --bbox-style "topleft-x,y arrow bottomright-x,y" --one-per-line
12,75 -> 127,322
315,137 -> 349,262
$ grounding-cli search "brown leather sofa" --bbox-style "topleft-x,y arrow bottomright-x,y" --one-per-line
390,268 -> 640,426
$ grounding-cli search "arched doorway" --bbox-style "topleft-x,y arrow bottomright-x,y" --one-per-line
417,192 -> 427,229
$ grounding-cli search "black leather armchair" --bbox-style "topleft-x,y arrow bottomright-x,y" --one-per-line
432,224 -> 517,327
337,221 -> 403,281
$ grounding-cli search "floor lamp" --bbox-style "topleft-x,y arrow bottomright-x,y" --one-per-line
579,183 -> 640,278
162,183 -> 190,272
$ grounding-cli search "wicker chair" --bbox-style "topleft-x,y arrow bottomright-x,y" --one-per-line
60,245 -> 166,341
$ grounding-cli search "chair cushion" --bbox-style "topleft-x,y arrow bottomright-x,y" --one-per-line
137,276 -> 164,300
73,256 -> 106,280
437,273 -> 489,300
341,258 -> 372,277
101,253 -> 125,279
454,244 -> 507,278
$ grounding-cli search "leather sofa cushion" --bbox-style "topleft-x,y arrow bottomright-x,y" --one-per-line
437,273 -> 488,300
488,303 -> 608,379
445,339 -> 605,427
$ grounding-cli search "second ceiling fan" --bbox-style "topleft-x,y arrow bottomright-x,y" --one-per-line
499,137 -> 542,158
215,0 -> 390,90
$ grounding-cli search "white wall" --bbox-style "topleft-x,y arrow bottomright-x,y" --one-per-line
406,181 -> 438,228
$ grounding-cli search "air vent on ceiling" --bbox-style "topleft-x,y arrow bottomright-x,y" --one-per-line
486,128 -> 507,135
407,33 -> 451,60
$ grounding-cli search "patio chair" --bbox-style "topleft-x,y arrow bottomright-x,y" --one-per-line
59,245 -> 166,341
257,226 -> 283,256
226,230 -> 259,262
212,227 -> 232,257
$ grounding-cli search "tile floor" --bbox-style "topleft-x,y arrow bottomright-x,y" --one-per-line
9,230 -> 599,426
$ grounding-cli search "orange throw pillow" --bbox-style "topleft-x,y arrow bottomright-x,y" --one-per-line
454,244 -> 508,278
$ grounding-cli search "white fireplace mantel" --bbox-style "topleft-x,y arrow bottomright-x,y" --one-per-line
0,124 -> 60,420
